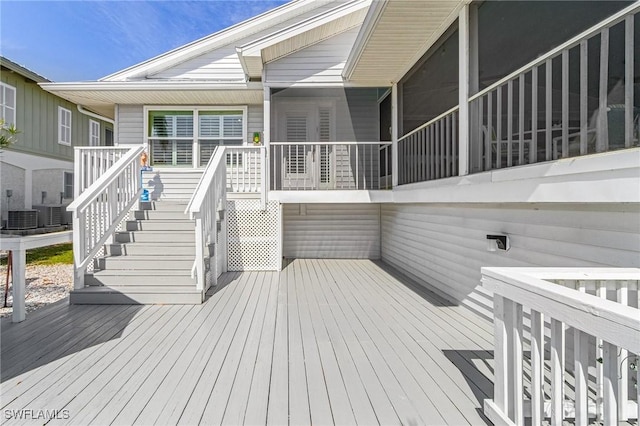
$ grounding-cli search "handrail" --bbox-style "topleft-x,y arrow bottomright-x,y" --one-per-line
399,105 -> 460,141
68,146 -> 144,213
469,2 -> 640,103
69,146 -> 143,289
270,141 -> 391,145
482,267 -> 640,425
184,146 -> 220,215
186,147 -> 226,218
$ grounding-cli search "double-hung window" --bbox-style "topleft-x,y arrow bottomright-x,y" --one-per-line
63,171 -> 74,199
89,120 -> 100,146
0,82 -> 16,126
58,107 -> 72,146
149,111 -> 194,166
147,108 -> 245,167
198,111 -> 244,166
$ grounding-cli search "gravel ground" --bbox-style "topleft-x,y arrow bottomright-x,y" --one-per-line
0,264 -> 73,318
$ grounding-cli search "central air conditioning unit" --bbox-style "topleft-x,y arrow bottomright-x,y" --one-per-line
7,210 -> 38,230
33,205 -> 63,227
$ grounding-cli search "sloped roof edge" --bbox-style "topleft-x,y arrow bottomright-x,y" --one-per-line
0,56 -> 50,83
342,0 -> 387,81
100,0 -> 331,82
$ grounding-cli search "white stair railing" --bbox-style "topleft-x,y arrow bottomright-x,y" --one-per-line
74,147 -> 131,197
225,146 -> 267,205
185,147 -> 228,293
67,146 -> 143,289
482,267 -> 640,426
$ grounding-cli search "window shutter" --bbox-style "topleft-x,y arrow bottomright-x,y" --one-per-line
199,115 -> 221,138
223,115 -> 243,137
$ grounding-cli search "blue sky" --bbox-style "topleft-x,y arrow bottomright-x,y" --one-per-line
1,0 -> 288,82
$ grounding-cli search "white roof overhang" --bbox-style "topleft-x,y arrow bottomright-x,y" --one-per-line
236,0 -> 370,79
344,0 -> 466,85
100,0 -> 333,82
39,81 -> 264,119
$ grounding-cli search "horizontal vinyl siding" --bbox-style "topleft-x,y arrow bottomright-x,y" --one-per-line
116,105 -> 144,145
284,203 -> 380,259
380,203 -> 640,320
1,72 -> 111,161
265,27 -> 359,83
147,3 -> 340,81
247,104 -> 264,143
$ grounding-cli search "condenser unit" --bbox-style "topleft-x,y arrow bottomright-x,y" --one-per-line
33,205 -> 63,227
7,210 -> 38,230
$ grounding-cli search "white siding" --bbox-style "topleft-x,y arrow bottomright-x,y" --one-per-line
284,203 -> 380,259
148,3 -> 341,81
116,105 -> 144,145
265,27 -> 359,84
247,104 -> 264,143
380,203 -> 640,320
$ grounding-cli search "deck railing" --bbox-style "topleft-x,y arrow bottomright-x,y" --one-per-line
482,267 -> 640,426
397,107 -> 458,184
397,3 -> 640,185
74,147 -> 131,197
185,146 -> 228,292
225,146 -> 266,200
270,141 -> 392,190
67,146 -> 143,288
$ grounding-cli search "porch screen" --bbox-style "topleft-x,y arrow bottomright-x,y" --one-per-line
198,110 -> 244,166
149,111 -> 193,166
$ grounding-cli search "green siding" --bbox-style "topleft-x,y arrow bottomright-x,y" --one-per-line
1,68 -> 112,161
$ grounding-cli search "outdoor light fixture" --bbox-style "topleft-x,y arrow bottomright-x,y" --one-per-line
486,234 -> 509,251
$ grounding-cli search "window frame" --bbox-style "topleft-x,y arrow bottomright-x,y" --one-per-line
143,106 -> 248,168
62,171 -> 74,199
0,82 -> 16,127
89,119 -> 100,146
58,106 -> 72,146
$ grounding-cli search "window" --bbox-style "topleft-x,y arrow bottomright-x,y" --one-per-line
63,172 -> 74,199
89,120 -> 100,146
104,128 -> 114,146
0,82 -> 16,126
58,107 -> 72,146
146,108 -> 245,167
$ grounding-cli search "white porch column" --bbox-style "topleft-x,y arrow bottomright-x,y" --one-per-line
263,86 -> 271,193
391,83 -> 399,188
11,248 -> 26,323
24,169 -> 32,209
458,3 -> 470,176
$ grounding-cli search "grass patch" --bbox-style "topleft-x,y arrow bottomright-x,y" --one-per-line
1,243 -> 73,266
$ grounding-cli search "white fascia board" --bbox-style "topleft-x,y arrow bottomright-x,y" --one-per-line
99,0 -> 324,82
342,0 -> 387,81
269,190 -> 394,203
40,81 -> 264,92
238,0 -> 370,59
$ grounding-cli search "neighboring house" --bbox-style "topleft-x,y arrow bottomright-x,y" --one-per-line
41,0 -> 638,309
0,56 -> 113,229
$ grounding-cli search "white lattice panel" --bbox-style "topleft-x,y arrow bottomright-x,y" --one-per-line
227,199 -> 280,271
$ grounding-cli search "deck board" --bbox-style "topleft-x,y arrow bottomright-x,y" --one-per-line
1,260 -> 493,425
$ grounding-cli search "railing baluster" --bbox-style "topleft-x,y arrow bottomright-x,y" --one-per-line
625,16 -> 634,149
546,59 -> 553,161
445,114 -> 451,177
580,40 -> 588,155
603,341 -> 618,424
497,86 -> 503,169
597,28 -> 610,152
486,94 -> 492,170
452,112 -> 457,176
531,67 -> 538,164
617,281 -> 629,420
518,74 -> 525,165
506,299 -> 523,424
550,318 -> 564,425
493,295 -> 509,415
507,80 -> 513,168
530,310 -> 544,425
562,50 -> 569,159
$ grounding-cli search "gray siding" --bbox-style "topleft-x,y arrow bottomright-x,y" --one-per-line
265,27 -> 360,84
380,203 -> 640,320
116,105 -> 144,145
247,104 -> 264,143
0,70 -> 112,161
283,203 -> 380,259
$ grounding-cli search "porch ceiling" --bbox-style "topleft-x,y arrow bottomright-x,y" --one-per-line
39,82 -> 264,119
344,0 -> 465,85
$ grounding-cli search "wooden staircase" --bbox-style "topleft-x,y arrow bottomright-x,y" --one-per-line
70,169 -> 204,304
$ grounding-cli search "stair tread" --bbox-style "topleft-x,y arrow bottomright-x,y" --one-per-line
73,286 -> 200,294
93,269 -> 193,276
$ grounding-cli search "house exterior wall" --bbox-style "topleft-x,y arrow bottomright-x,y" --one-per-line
283,203 -> 381,259
32,169 -> 72,205
115,104 -> 264,147
0,161 -> 25,220
1,69 -> 112,161
380,203 -> 640,320
264,27 -> 360,84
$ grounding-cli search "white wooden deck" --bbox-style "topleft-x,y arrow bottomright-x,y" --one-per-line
1,259 -> 494,425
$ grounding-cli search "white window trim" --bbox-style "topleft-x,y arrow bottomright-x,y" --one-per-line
89,119 -> 100,146
62,171 -> 74,199
143,105 -> 248,168
0,82 -> 17,126
58,106 -> 72,146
